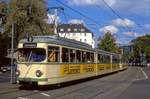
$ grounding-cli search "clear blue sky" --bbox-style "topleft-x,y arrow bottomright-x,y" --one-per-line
46,0 -> 150,45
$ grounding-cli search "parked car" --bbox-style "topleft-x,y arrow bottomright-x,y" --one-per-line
0,64 -> 16,73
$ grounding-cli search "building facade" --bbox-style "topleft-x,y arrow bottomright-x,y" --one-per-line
57,24 -> 95,48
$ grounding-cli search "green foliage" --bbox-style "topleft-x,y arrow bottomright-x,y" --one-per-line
98,32 -> 119,53
0,0 -> 53,65
0,2 -> 8,60
4,0 -> 53,40
132,34 -> 150,57
0,34 -> 10,65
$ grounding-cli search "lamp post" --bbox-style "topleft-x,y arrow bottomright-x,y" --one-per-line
10,22 -> 15,84
47,7 -> 64,35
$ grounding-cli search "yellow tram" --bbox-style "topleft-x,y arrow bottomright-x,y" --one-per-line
16,35 -> 127,86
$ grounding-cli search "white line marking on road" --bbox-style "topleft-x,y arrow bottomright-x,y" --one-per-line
17,97 -> 28,99
141,68 -> 148,80
41,93 -> 50,97
33,90 -> 38,92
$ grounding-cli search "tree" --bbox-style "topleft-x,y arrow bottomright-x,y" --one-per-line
4,0 -> 53,40
0,1 -> 10,66
98,32 -> 119,53
0,0 -> 53,66
132,34 -> 150,63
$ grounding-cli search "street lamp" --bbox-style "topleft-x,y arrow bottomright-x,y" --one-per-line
10,22 -> 15,84
47,7 -> 64,35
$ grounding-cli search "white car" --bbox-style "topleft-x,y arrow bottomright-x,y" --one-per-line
0,64 -> 14,73
0,66 -> 8,72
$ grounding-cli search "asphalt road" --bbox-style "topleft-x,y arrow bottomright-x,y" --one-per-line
0,71 -> 10,83
0,66 -> 150,99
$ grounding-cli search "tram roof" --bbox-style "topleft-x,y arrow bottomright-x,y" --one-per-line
95,49 -> 120,56
19,35 -> 120,55
19,35 -> 95,51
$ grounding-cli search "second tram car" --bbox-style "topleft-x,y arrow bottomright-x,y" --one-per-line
16,36 -> 127,86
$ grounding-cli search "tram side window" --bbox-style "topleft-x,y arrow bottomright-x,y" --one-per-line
98,54 -> 101,63
112,55 -> 119,63
48,46 -> 60,62
90,53 -> 94,63
82,51 -> 87,62
103,55 -> 110,63
76,50 -> 81,62
70,49 -> 76,62
62,48 -> 69,62
98,54 -> 104,63
87,52 -> 91,62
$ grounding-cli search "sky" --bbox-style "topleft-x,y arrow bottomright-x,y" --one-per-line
46,0 -> 150,45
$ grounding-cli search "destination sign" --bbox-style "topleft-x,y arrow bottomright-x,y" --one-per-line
23,43 -> 37,48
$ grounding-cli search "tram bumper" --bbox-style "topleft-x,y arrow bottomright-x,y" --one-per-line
17,77 -> 48,85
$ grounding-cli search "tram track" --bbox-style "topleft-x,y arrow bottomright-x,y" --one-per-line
30,68 -> 129,99
48,67 -> 138,99
0,67 -> 142,99
88,67 -> 139,99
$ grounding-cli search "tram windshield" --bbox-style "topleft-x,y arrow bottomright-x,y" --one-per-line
17,48 -> 46,62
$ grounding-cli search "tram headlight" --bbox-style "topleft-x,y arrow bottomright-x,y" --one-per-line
16,70 -> 20,76
35,70 -> 43,77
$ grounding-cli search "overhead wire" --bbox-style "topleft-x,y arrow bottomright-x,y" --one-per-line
101,0 -> 131,32
101,0 -> 146,33
55,0 -> 102,27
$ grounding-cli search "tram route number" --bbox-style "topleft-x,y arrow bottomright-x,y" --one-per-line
83,65 -> 95,72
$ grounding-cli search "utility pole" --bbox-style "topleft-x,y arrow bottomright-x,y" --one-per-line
54,9 -> 58,35
10,23 -> 15,84
47,7 -> 64,35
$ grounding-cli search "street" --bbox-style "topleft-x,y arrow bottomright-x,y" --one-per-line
0,66 -> 150,99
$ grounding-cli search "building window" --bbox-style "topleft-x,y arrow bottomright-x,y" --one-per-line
70,33 -> 72,36
80,39 -> 82,42
67,33 -> 70,36
74,28 -> 77,32
67,28 -> 71,32
84,33 -> 86,36
73,33 -> 76,36
60,28 -> 64,32
81,28 -> 85,32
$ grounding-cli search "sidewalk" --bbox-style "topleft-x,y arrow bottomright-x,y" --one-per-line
0,82 -> 20,94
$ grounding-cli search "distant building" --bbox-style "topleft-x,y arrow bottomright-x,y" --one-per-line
57,24 -> 95,48
119,43 -> 133,54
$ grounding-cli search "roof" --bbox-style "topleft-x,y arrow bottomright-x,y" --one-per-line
19,35 -> 94,51
19,35 -> 119,55
49,24 -> 94,36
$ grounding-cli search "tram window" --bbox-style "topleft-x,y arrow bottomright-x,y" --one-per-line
48,46 -> 60,62
103,55 -> 110,63
98,54 -> 101,63
70,49 -> 76,62
100,54 -> 104,63
87,52 -> 91,62
90,53 -> 94,62
76,50 -> 81,62
62,48 -> 69,62
112,55 -> 119,63
82,51 -> 87,62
